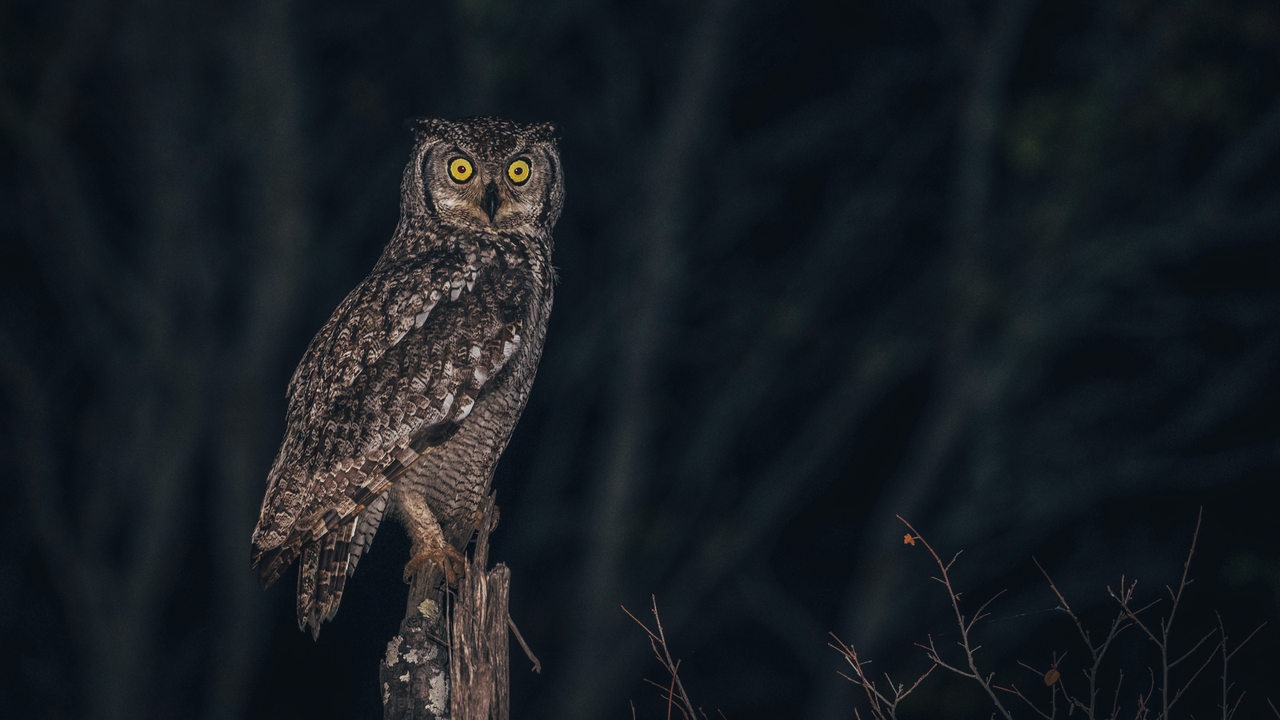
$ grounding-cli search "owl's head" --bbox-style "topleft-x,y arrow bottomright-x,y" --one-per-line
403,117 -> 564,235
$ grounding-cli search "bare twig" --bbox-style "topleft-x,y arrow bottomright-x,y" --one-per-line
828,632 -> 935,720
850,514 -> 1266,720
1216,614 -> 1266,720
900,516 -> 1016,720
1106,510 -> 1220,718
623,596 -> 704,720
507,615 -> 542,674
1001,557 -> 1138,718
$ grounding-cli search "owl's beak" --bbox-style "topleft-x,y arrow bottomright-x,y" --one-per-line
482,181 -> 501,223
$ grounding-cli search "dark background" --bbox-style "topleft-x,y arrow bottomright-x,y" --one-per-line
2,0 -> 1278,718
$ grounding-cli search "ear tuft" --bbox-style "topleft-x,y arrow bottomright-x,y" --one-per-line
529,121 -> 559,143
406,117 -> 449,137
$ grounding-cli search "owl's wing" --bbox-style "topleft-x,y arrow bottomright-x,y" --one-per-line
287,248 -> 492,405
251,247 -> 529,586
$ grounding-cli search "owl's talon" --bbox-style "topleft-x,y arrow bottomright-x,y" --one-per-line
403,544 -> 466,586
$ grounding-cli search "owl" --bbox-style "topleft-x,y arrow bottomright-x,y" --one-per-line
251,117 -> 563,638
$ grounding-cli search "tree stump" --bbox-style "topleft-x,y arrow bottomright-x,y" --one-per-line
380,495 -> 510,720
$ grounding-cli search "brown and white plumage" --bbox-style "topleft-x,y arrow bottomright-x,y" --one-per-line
251,117 -> 562,638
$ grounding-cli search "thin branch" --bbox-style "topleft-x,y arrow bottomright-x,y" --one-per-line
1107,510 -> 1210,718
507,615 -> 542,674
899,516 -> 1015,720
1216,614 -> 1266,720
829,632 -> 935,720
623,597 -> 704,720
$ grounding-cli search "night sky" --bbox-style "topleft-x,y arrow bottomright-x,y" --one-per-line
3,0 -> 1278,718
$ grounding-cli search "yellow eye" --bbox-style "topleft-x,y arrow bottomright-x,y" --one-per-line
507,158 -> 531,185
448,156 -> 474,183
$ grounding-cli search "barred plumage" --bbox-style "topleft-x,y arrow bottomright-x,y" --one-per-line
251,117 -> 562,638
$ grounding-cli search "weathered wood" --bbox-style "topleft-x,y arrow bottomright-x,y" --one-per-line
450,561 -> 511,720
381,495 -> 510,720
449,494 -> 510,720
380,604 -> 451,719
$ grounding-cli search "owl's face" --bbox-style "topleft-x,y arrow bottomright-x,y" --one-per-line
407,117 -> 563,236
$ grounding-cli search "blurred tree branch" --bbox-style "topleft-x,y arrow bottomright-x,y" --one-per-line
560,0 -> 743,711
2,0 -> 308,716
4,0 -> 1277,717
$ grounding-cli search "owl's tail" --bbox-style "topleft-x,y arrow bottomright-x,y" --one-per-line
297,516 -> 359,640
250,542 -> 295,589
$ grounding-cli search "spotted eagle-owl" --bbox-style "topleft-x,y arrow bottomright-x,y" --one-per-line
251,117 -> 562,638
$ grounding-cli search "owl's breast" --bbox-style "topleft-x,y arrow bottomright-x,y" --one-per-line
395,244 -> 553,543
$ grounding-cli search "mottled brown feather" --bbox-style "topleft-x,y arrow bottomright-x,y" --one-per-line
250,117 -> 561,637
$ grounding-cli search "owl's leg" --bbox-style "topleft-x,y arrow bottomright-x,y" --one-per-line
396,488 -> 465,586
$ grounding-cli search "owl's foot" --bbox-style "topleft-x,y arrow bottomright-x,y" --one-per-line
403,543 -> 466,586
